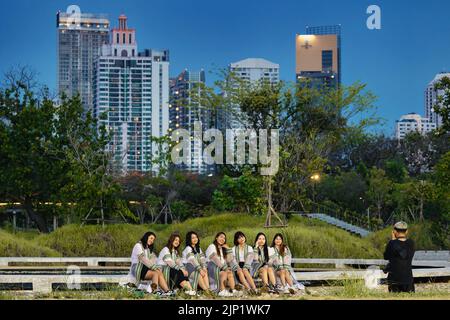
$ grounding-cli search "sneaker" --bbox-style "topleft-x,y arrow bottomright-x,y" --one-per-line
160,290 -> 175,297
267,284 -> 277,294
218,289 -> 232,297
232,289 -> 244,297
288,286 -> 296,294
185,290 -> 197,296
234,284 -> 244,291
153,289 -> 163,296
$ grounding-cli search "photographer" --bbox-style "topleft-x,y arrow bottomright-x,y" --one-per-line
383,221 -> 415,293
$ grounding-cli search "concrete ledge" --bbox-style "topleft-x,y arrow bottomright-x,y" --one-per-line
1,268 -> 449,293
291,258 -> 449,267
0,257 -> 129,267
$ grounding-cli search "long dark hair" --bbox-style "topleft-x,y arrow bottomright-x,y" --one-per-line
167,232 -> 181,255
234,231 -> 246,246
213,232 -> 227,258
140,231 -> 156,253
271,233 -> 286,256
186,231 -> 201,254
255,232 -> 269,263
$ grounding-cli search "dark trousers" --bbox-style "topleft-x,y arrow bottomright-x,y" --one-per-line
388,282 -> 415,293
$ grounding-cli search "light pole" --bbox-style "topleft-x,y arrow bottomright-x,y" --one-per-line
310,174 -> 320,212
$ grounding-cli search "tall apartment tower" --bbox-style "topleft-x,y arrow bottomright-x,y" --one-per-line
57,11 -> 110,112
222,58 -> 280,129
296,25 -> 341,88
93,15 -> 170,173
169,69 -> 213,174
425,72 -> 450,128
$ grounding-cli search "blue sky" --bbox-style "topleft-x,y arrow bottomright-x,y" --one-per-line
0,0 -> 449,135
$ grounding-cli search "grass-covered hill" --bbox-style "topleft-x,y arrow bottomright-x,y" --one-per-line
1,213 -> 382,258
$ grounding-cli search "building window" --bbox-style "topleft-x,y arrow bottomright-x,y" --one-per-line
121,50 -> 128,57
116,33 -> 119,44
129,34 -> 132,44
123,33 -> 126,44
322,50 -> 333,71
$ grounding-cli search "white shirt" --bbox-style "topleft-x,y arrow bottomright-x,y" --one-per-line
131,242 -> 145,265
157,247 -> 174,265
205,244 -> 225,265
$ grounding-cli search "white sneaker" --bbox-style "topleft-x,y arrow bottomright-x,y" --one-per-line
232,289 -> 244,297
282,286 -> 290,294
138,283 -> 152,294
185,290 -> 197,296
218,290 -> 230,297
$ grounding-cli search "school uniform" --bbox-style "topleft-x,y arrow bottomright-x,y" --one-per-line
127,242 -> 159,286
273,246 -> 305,290
182,246 -> 207,290
205,244 -> 233,292
252,246 -> 277,278
158,246 -> 189,289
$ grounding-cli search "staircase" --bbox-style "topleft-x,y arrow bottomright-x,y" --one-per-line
305,213 -> 371,237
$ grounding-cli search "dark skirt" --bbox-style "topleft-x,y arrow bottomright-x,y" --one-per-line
137,264 -> 150,281
167,268 -> 189,289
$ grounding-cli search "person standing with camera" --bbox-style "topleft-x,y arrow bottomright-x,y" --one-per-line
383,221 -> 415,293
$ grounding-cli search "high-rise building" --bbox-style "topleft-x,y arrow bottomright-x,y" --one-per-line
93,15 -> 169,173
425,72 -> 450,128
296,25 -> 341,88
395,113 -> 436,140
169,69 -> 214,174
222,58 -> 280,129
57,11 -> 110,112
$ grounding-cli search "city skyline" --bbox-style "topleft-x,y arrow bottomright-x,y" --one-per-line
1,0 -> 450,135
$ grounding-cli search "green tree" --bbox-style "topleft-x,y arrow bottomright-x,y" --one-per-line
367,168 -> 393,220
434,76 -> 450,134
384,158 -> 408,183
212,170 -> 265,215
0,73 -> 67,232
54,95 -> 122,227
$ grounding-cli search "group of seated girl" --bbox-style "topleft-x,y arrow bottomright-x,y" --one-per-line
127,230 -> 304,297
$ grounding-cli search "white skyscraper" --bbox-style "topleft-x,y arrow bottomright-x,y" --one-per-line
425,72 -> 450,128
221,58 -> 280,129
395,113 -> 436,140
93,15 -> 169,173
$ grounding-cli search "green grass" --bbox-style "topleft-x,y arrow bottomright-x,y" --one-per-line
30,213 -> 382,258
307,280 -> 450,300
367,222 -> 444,252
0,282 -> 448,300
0,229 -> 60,257
12,213 -> 446,259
